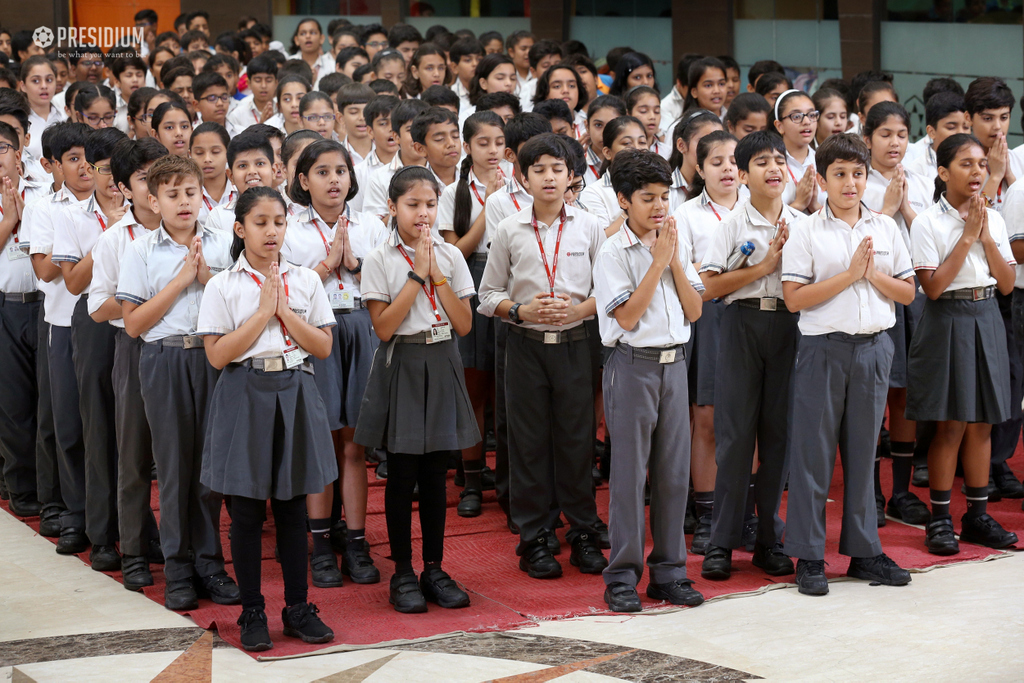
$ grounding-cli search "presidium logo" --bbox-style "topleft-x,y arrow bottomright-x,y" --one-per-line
33,25 -> 145,49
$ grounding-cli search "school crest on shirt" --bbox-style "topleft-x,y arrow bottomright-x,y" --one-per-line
290,307 -> 307,316
565,251 -> 586,257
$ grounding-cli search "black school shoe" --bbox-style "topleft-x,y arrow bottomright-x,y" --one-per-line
38,506 -> 63,537
147,538 -> 165,564
647,579 -> 704,607
121,555 -> 153,591
689,515 -> 711,555
90,545 -> 121,572
282,603 -> 334,644
570,533 -> 608,574
238,607 -> 272,652
593,518 -> 611,550
389,572 -> 428,613
959,513 -> 1019,549
925,517 -> 959,556
457,489 -> 482,517
992,463 -> 1024,499
886,491 -> 931,525
341,546 -> 381,584
911,463 -> 929,488
604,582 -> 641,613
795,559 -> 829,596
310,552 -> 345,588
164,579 -> 199,611
8,496 -> 42,517
197,571 -> 241,604
55,527 -> 89,555
741,516 -> 758,553
419,568 -> 470,608
752,543 -> 794,576
518,536 -> 563,579
700,546 -> 732,580
847,553 -> 911,586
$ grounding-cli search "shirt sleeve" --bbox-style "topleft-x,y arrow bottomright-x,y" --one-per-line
362,170 -> 389,219
699,215 -> 734,274
445,244 -> 476,299
676,238 -> 705,292
578,185 -> 611,229
437,184 -> 457,233
781,215 -> 814,284
988,210 -> 1017,265
592,240 -> 634,316
890,219 -> 915,280
195,273 -> 232,336
359,246 -> 391,303
910,213 -> 940,271
87,229 -> 119,315
27,202 -> 55,256
115,241 -> 151,305
1004,186 -> 1024,242
476,218 -> 512,317
303,270 -> 336,328
51,206 -> 82,264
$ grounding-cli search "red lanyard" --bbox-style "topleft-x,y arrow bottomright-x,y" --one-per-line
203,195 -> 213,211
470,182 -> 486,207
787,164 -> 797,183
246,270 -> 294,346
0,189 -> 24,242
509,186 -> 521,211
313,213 -> 350,287
95,211 -> 108,231
395,244 -> 442,322
532,207 -> 567,296
708,201 -> 722,221
127,224 -> 137,241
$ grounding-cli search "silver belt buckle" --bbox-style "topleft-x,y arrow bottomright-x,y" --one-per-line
182,335 -> 202,349
543,331 -> 560,344
972,287 -> 986,301
759,297 -> 777,312
263,357 -> 284,372
659,349 -> 676,364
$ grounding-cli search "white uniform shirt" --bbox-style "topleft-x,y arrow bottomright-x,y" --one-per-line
594,221 -> 704,347
669,168 -> 690,215
673,189 -> 737,264
288,52 -> 335,90
651,138 -> 672,161
27,105 -> 66,162
906,144 -> 938,185
225,95 -> 277,138
116,223 -> 233,342
0,182 -> 42,294
197,253 -> 335,363
52,196 -> 121,293
518,79 -> 538,113
910,194 -> 1016,293
998,179 -> 1024,288
204,198 -> 237,233
351,150 -> 390,213
478,204 -> 605,331
24,186 -> 90,325
780,146 -> 826,209
660,86 -> 686,139
902,135 -> 931,166
862,166 -> 933,249
783,202 -> 914,336
199,186 -> 235,226
700,200 -> 804,305
342,137 -> 373,167
88,208 -> 156,328
1010,144 -> 1024,185
437,170 -> 490,253
360,230 -> 476,336
452,79 -> 472,113
484,174 -> 532,236
578,172 -> 620,230
362,153 -> 406,219
281,204 -> 387,305
582,147 -> 602,187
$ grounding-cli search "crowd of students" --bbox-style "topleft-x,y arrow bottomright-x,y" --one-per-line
0,10 -> 1022,652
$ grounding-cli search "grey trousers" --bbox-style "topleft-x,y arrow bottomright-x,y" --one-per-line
139,343 -> 223,582
784,332 -> 893,561
0,297 -> 41,503
602,346 -> 690,587
71,297 -> 119,545
993,289 -> 1024,467
493,322 -> 510,515
710,304 -> 799,550
35,311 -> 61,510
113,329 -> 157,557
506,328 -> 598,543
48,324 -> 86,531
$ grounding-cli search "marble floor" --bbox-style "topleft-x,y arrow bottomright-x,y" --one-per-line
1,508 -> 1022,682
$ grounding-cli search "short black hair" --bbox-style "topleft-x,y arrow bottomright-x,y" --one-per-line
135,9 -> 158,24
85,127 -> 128,164
410,107 -> 459,145
11,30 -> 34,58
725,92 -> 771,130
734,130 -> 785,172
528,40 -> 563,70
111,55 -> 148,80
748,59 -> 784,87
181,30 -> 208,49
926,91 -> 967,128
476,91 -> 521,115
450,37 -> 484,64
288,138 -> 359,205
424,24 -> 451,44
518,132 -> 570,177
965,77 -> 1014,115
504,112 -> 552,157
364,94 -> 400,127
421,84 -> 460,111
111,137 -> 169,193
388,24 -> 423,47
227,128 -> 274,168
186,10 -> 210,27
336,82 -> 375,109
191,71 -> 228,100
479,31 -> 503,47
0,88 -> 30,136
352,64 -> 374,83
391,98 -> 429,134
174,14 -> 188,31
246,53 -> 279,78
562,39 -> 589,57
923,77 -> 964,103
611,148 -> 672,200
676,53 -> 704,86
369,78 -> 400,96
0,121 -> 20,149
190,121 -> 230,148
279,59 -> 313,84
282,129 -> 321,168
359,23 -> 388,46
336,46 -> 369,72
533,98 -> 574,126
814,133 -> 870,177
160,66 -> 194,90
318,73 -> 350,97
50,121 -> 92,162
204,53 -> 241,77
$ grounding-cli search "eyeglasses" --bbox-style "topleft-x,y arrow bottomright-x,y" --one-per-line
201,93 -> 231,104
90,163 -> 112,175
135,113 -> 152,122
84,113 -> 117,125
365,40 -> 388,49
79,60 -> 105,69
0,142 -> 17,155
783,110 -> 820,124
303,113 -> 336,123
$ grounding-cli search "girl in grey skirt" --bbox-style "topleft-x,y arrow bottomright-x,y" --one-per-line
355,166 -> 480,614
197,187 -> 337,652
907,133 -> 1019,557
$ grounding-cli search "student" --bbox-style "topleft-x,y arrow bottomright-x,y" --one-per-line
88,137 -> 168,589
25,122 -> 95,556
354,165 -> 477,612
754,72 -> 791,108
151,101 -> 192,158
563,54 -> 600,117
226,53 -> 278,137
661,54 -> 701,134
582,96 -> 627,186
608,52 -> 657,99
189,122 -> 232,225
906,92 -> 970,183
781,133 -> 915,596
281,130 -> 321,211
595,146 -> 705,612
812,88 -> 849,148
205,130 -> 279,233
683,57 -> 728,118
579,115 -> 646,234
479,31 -> 503,56
387,24 -> 423,65
906,133 -> 1019,555
289,18 -> 335,89
337,83 -> 376,165
20,56 -> 66,164
191,72 -> 231,127
142,91 -> 181,135
478,133 -> 607,579
518,41 -> 564,113
856,80 -> 898,127
724,93 -> 770,141
352,95 -> 400,212
532,63 -> 586,130
672,130 -> 740,554
505,31 -> 536,93
668,110 -> 725,212
438,112 -> 506,516
449,38 -> 484,112
476,92 -> 521,124
698,131 -> 802,581
363,99 -> 430,217
75,85 -> 118,131
204,56 -> 243,107
298,91 -> 336,139
420,85 -> 460,114
996,176 -> 1024,498
48,52 -> 71,94
118,154 -> 239,610
148,46 -> 176,89
964,77 -> 1015,212
719,55 -> 741,110
401,44 -> 451,100
336,46 -> 370,79
469,54 -> 518,106
533,99 -> 575,138
283,139 -> 387,587
198,186 -> 336,650
161,67 -> 197,119
774,89 -> 824,213
626,86 -> 668,160
111,56 -> 148,134
410,107 -> 462,189
371,49 -> 407,91
265,75 -> 310,136
127,87 -> 157,141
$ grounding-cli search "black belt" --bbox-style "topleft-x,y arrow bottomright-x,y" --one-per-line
509,324 -> 589,344
151,334 -> 205,349
392,331 -> 454,345
735,297 -> 787,312
937,286 -> 995,301
615,342 -> 686,364
824,331 -> 880,343
236,357 -> 314,373
0,291 -> 42,303
334,298 -> 365,314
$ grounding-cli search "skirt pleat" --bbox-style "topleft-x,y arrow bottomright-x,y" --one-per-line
689,298 -> 724,405
457,254 -> 496,371
337,307 -> 380,428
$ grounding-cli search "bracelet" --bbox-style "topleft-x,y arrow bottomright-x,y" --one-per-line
346,256 -> 363,275
431,276 -> 447,287
408,270 -> 426,286
319,260 -> 332,272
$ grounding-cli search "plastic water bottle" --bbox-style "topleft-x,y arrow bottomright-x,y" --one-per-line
726,241 -> 755,271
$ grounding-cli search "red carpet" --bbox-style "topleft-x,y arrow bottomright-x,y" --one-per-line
3,449 -> 1022,659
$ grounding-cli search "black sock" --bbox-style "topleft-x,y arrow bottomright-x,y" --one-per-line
693,491 -> 714,520
309,517 -> 332,556
890,441 -> 915,497
744,475 -> 756,519
346,527 -> 365,552
930,489 -> 952,520
462,458 -> 483,491
964,485 -> 988,519
424,561 -> 441,573
394,559 -> 414,575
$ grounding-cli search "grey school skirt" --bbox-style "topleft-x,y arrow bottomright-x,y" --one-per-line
458,253 -> 495,371
354,337 -> 481,454
689,298 -> 724,405
202,363 -> 338,500
311,325 -> 344,431
336,307 -> 379,428
906,296 -> 1011,424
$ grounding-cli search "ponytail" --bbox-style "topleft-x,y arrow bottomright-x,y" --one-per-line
452,154 -> 475,237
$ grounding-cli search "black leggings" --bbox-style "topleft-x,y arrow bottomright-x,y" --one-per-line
230,495 -> 307,611
385,451 -> 449,570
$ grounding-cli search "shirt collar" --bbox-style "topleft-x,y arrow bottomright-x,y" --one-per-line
230,250 -> 291,275
386,227 -> 444,249
585,146 -> 600,168
618,221 -> 642,247
744,201 -> 781,228
822,200 -> 876,225
601,172 -> 612,187
303,203 -> 351,226
156,221 -> 212,244
937,193 -> 956,216
672,168 -> 688,190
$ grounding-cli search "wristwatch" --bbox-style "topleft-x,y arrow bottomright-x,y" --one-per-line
346,257 -> 363,275
508,302 -> 524,324
408,270 -> 426,285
